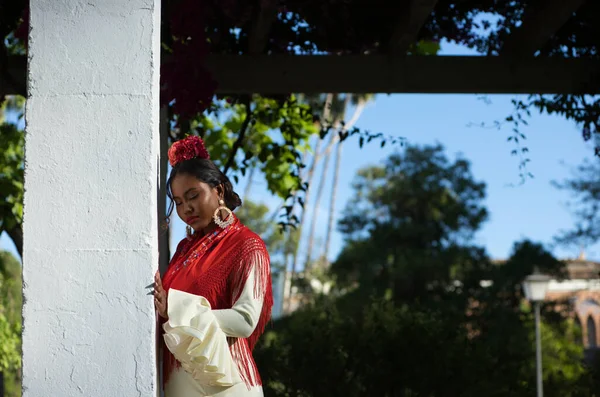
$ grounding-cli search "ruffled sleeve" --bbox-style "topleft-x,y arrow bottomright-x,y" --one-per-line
162,289 -> 243,387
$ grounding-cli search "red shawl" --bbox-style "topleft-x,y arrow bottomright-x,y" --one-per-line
161,216 -> 273,386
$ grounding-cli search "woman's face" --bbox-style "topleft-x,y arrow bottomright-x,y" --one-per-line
171,173 -> 221,232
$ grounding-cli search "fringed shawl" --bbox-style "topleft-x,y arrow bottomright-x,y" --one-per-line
161,216 -> 273,387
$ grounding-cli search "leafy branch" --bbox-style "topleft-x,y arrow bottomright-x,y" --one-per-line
223,95 -> 252,175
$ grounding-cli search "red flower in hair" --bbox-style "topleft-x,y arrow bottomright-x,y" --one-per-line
168,136 -> 210,166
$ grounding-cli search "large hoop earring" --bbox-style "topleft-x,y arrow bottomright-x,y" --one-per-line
213,199 -> 234,228
186,225 -> 194,240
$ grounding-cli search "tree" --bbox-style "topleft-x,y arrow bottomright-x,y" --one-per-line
333,144 -> 488,302
302,93 -> 370,270
0,97 -> 24,258
5,1 -> 600,151
253,143 -> 594,396
0,251 -> 22,397
235,199 -> 288,257
255,240 -> 593,397
235,199 -> 300,315
463,240 -> 589,396
303,93 -> 351,270
552,156 -> 600,249
284,93 -> 334,289
2,3 -> 429,254
279,93 -> 372,307
323,94 -> 372,261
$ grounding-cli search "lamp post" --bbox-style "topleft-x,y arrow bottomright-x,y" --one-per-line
522,269 -> 551,397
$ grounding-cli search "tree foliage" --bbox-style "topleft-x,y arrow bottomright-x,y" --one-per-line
552,156 -> 600,249
256,241 -> 594,396
3,0 -> 600,153
333,144 -> 488,301
235,199 -> 299,262
254,146 -> 596,396
182,95 -> 319,228
0,97 -> 24,257
0,250 -> 22,397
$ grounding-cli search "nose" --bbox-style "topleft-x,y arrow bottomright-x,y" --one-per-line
184,204 -> 193,214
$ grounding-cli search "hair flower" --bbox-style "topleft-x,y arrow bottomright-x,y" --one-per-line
168,136 -> 210,166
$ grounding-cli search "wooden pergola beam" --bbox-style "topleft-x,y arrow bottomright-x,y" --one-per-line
205,54 -> 600,94
4,54 -> 600,97
502,0 -> 588,57
389,0 -> 438,55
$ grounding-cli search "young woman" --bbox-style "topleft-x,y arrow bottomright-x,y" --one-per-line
154,136 -> 272,397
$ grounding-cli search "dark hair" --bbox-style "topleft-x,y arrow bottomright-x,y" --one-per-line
166,158 -> 242,218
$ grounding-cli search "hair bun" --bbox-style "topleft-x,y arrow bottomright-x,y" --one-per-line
168,136 -> 210,166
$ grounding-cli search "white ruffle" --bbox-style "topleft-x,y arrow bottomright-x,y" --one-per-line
163,289 -> 243,387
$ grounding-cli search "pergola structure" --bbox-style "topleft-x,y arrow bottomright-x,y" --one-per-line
2,0 -> 600,97
205,54 -> 599,94
2,1 -> 600,396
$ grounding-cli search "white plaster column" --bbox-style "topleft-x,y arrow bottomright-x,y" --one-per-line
23,1 -> 161,396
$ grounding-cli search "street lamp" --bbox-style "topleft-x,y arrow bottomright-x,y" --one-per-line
523,269 -> 551,397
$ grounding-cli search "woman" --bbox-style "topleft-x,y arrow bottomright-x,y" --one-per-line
154,136 -> 273,397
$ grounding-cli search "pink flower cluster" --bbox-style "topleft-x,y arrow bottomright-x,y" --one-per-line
168,136 -> 210,166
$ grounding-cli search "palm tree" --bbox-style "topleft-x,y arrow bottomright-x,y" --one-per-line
285,93 -> 334,310
285,93 -> 372,309
303,93 -> 347,271
322,94 -> 372,261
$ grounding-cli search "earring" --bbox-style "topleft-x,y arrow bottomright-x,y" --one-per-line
213,199 -> 234,228
186,225 -> 194,240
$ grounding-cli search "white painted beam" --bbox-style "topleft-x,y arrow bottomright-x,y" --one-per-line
206,54 -> 600,94
23,1 -> 161,396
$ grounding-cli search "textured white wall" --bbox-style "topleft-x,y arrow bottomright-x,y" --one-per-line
23,1 -> 161,396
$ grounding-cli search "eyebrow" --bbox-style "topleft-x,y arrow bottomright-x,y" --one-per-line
173,188 -> 198,200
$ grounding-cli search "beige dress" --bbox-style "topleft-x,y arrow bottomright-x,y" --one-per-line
163,266 -> 265,397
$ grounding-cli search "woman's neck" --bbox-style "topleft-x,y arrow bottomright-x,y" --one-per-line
198,222 -> 218,237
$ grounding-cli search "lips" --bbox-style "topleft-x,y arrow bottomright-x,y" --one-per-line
186,216 -> 199,224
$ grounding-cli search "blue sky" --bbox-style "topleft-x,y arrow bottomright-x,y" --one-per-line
2,39 -> 599,264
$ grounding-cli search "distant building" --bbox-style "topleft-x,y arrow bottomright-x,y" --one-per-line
545,256 -> 600,353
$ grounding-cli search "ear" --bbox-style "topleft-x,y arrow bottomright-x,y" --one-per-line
215,184 -> 225,200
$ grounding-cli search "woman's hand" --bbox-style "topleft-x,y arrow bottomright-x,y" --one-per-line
154,271 -> 168,319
